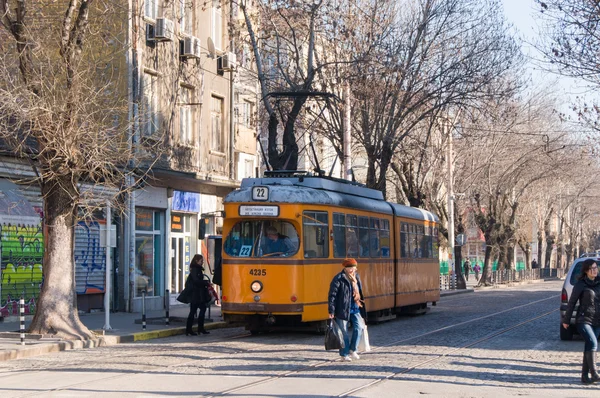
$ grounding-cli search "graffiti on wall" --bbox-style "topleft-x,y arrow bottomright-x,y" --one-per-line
0,221 -> 43,317
74,221 -> 106,295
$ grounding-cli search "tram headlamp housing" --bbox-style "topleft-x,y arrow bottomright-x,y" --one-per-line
251,280 -> 263,293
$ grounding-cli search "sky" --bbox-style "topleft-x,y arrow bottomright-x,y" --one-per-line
501,0 -> 588,104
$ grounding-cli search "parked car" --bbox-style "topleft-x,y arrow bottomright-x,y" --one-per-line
560,254 -> 600,340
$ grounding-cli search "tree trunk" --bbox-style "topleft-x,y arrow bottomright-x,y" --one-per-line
479,245 -> 493,286
28,178 -> 93,340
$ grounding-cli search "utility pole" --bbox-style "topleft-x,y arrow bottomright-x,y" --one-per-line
343,82 -> 351,181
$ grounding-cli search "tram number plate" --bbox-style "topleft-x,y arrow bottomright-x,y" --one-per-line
252,186 -> 269,201
249,269 -> 266,276
239,245 -> 252,257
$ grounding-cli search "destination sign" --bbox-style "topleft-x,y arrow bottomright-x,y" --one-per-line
239,205 -> 279,217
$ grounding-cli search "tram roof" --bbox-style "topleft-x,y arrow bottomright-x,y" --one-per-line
225,175 -> 439,223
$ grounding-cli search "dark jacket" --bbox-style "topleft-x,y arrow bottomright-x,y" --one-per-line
185,265 -> 209,305
328,270 -> 365,321
563,276 -> 600,326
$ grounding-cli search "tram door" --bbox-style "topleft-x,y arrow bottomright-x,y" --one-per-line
170,214 -> 191,304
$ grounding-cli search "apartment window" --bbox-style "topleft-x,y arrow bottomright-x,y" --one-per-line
237,100 -> 253,128
180,0 -> 192,35
211,95 -> 223,152
179,86 -> 192,143
142,72 -> 158,137
212,0 -> 222,50
145,0 -> 157,20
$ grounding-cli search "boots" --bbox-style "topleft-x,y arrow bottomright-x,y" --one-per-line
584,351 -> 600,383
582,352 -> 592,384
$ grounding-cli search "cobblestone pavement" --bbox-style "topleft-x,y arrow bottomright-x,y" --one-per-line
2,280 -> 598,397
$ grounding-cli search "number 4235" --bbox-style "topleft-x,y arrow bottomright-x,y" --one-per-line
249,269 -> 266,276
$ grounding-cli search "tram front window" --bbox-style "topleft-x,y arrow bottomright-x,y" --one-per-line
224,221 -> 299,257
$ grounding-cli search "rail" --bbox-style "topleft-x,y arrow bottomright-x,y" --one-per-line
439,267 -> 567,291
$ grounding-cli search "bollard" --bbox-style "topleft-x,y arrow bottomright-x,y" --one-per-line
142,290 -> 146,331
19,297 -> 25,346
165,289 -> 170,326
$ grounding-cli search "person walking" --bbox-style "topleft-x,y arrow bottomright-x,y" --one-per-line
184,254 -> 211,336
562,259 -> 600,384
463,259 -> 472,281
473,263 -> 481,282
328,258 -> 366,362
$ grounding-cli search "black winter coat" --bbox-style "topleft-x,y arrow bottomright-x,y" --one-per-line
185,266 -> 210,305
563,276 -> 600,326
328,271 -> 365,321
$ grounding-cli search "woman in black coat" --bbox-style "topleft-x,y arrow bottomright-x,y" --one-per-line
185,254 -> 211,335
562,259 -> 600,384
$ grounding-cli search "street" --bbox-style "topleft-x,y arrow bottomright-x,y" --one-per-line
1,280 -> 595,397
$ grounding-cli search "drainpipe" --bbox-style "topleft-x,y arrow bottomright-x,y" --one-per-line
229,3 -> 236,181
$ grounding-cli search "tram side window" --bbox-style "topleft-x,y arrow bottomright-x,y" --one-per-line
333,213 -> 346,258
369,218 -> 380,257
346,214 -> 359,258
417,225 -> 426,258
381,219 -> 390,257
432,227 -> 439,258
303,211 -> 329,258
410,224 -> 419,258
358,216 -> 370,257
421,225 -> 431,258
400,223 -> 409,258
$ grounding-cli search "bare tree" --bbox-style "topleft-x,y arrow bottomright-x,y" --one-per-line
0,1 -> 157,338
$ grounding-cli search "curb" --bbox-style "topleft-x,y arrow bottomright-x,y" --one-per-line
0,321 -> 228,362
440,288 -> 475,297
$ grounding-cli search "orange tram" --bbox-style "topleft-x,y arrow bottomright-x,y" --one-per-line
221,171 -> 440,333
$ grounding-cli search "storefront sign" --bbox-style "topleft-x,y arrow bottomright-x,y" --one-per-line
136,208 -> 153,231
239,205 -> 279,217
171,214 -> 183,233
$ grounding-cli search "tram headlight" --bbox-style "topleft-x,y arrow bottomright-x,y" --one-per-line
250,280 -> 263,293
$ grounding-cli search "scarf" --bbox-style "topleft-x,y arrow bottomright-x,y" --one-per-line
344,269 -> 362,308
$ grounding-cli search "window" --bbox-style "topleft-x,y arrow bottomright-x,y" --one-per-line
212,0 -> 222,50
400,223 -> 409,258
346,215 -> 359,258
237,100 -> 254,128
180,0 -> 192,35
303,211 -> 329,258
358,216 -> 369,257
223,220 -> 298,257
432,227 -> 439,259
381,219 -> 390,257
410,224 -> 418,258
135,208 -> 164,297
333,213 -> 346,258
369,218 -> 380,258
179,86 -> 192,143
211,95 -> 223,151
142,72 -> 158,137
145,0 -> 157,20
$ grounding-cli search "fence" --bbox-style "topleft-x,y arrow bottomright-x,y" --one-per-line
440,267 -> 567,291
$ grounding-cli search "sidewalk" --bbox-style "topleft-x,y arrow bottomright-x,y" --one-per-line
0,288 -> 476,362
0,303 -> 226,361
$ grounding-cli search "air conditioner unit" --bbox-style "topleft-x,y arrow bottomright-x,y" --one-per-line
154,18 -> 174,41
218,52 -> 237,71
181,36 -> 201,58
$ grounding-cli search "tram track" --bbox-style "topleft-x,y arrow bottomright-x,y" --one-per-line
206,293 -> 559,397
8,291 -> 560,397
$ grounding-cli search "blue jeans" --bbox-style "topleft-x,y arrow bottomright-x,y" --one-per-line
335,312 -> 364,357
577,324 -> 600,351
